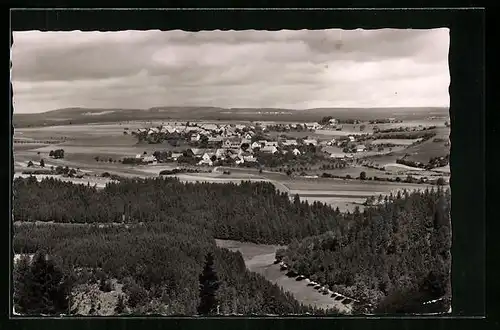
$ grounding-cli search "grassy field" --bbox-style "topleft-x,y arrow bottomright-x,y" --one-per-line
361,127 -> 450,167
371,139 -> 422,146
281,178 -> 433,192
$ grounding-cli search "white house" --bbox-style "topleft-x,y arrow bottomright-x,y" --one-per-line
251,142 -> 261,149
303,139 -> 318,146
171,152 -> 183,161
244,133 -> 253,139
215,148 -> 227,159
190,148 -> 206,157
329,153 -> 345,159
233,156 -> 245,165
198,159 -> 213,166
241,138 -> 251,145
166,127 -> 177,134
143,155 -> 157,164
243,155 -> 257,162
224,138 -> 242,149
282,139 -> 298,146
201,152 -> 215,161
208,137 -> 223,145
265,141 -> 279,147
198,153 -> 214,166
135,154 -> 142,159
355,144 -> 366,153
190,133 -> 201,142
261,146 -> 279,154
348,136 -> 356,142
148,127 -> 160,135
292,148 -> 301,156
329,118 -> 338,125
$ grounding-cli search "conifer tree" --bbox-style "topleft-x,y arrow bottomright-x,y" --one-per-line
197,252 -> 220,315
13,251 -> 72,315
115,294 -> 126,314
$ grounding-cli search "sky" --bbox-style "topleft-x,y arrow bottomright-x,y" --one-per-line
11,28 -> 450,114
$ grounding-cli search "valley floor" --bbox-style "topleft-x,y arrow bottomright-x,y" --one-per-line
215,239 -> 352,313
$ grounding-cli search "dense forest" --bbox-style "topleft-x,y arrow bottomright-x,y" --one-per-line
278,188 -> 451,313
14,222 -> 337,315
13,176 -> 347,244
12,176 -> 451,315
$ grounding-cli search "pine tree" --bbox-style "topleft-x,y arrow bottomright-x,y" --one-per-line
115,295 -> 126,314
197,252 -> 220,315
13,251 -> 71,315
13,255 -> 32,313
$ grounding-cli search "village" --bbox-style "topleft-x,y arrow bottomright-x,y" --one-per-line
130,118 -> 390,167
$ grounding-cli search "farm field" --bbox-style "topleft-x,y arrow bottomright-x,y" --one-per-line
371,139 -> 421,145
365,127 -> 450,166
281,178 -> 434,193
215,239 -> 352,313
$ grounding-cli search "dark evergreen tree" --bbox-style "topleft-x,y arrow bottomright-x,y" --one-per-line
197,252 -> 220,315
115,294 -> 126,314
14,251 -> 72,315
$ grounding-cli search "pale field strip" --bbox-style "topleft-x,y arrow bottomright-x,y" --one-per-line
371,139 -> 422,145
289,190 -> 388,196
384,163 -> 427,171
82,111 -> 116,116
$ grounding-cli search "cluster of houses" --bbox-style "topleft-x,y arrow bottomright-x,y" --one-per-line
136,120 -> 335,139
133,121 -> 369,166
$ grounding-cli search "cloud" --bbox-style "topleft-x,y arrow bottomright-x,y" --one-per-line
11,28 -> 450,113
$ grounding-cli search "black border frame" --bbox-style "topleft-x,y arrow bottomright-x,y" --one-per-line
5,6 -> 491,330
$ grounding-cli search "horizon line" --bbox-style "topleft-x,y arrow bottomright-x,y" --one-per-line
14,105 -> 450,115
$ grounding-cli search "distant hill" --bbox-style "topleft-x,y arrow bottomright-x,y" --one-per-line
13,106 -> 449,128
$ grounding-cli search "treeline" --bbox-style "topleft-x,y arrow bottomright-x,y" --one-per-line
373,131 -> 436,140
13,223 -> 339,316
374,126 -> 437,134
396,154 -> 449,170
49,149 -> 65,159
13,177 -> 346,245
369,119 -> 403,124
158,168 -> 206,175
21,165 -> 84,178
133,130 -> 190,145
279,187 -> 451,313
320,172 -> 447,186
